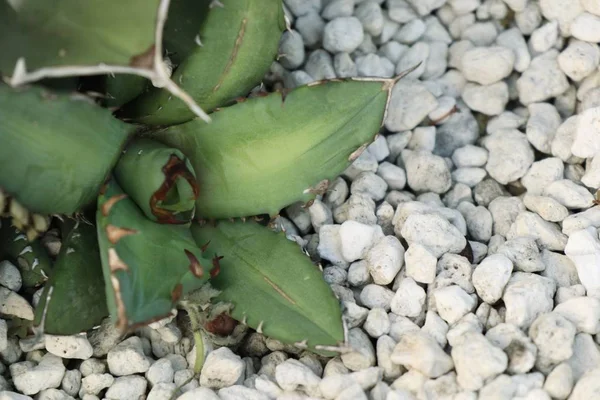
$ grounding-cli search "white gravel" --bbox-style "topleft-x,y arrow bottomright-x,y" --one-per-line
4,1 -> 600,399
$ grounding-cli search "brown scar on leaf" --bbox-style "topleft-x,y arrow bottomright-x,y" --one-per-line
348,143 -> 369,162
301,199 -> 315,209
200,240 -> 211,253
185,249 -> 204,278
151,154 -> 199,224
214,17 -> 247,92
105,225 -> 138,244
110,275 -> 128,332
171,283 -> 183,303
264,276 -> 296,305
101,194 -> 128,216
211,255 -> 223,278
303,179 -> 330,196
108,248 -> 129,272
129,44 -> 155,69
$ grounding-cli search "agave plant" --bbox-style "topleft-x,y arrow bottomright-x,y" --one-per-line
0,0 -> 401,360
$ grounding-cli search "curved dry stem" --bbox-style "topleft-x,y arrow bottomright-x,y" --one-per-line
4,0 -> 211,123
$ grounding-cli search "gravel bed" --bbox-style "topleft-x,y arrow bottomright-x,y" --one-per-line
3,0 -> 600,399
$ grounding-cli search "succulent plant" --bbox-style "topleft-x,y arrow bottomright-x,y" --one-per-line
0,0 -> 401,361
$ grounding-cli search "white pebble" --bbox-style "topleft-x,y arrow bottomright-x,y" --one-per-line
558,40 -> 600,82
376,162 -> 406,190
564,227 -> 600,298
341,328 -> 376,371
200,347 -> 245,389
404,244 -> 437,284
339,220 -> 382,262
366,236 -> 405,285
385,79 -> 438,132
503,272 -> 556,329
543,363 -> 574,400
107,337 -> 150,376
460,46 -> 515,85
451,332 -> 508,391
517,50 -> 569,105
391,331 -> 454,378
472,254 -> 513,304
529,20 -> 559,53
402,150 -> 452,194
539,0 -> 584,36
543,179 -> 595,209
571,12 -> 600,43
523,194 -> 569,223
497,237 -> 545,273
364,308 -> 391,338
391,278 -> 426,317
45,335 -> 93,360
526,102 -> 561,154
521,157 -> 564,196
482,129 -> 534,185
462,82 -> 509,116
323,17 -> 364,53
572,106 -> 600,158
275,359 -> 321,397
529,312 -> 576,370
506,212 -> 568,251
433,285 -> 476,325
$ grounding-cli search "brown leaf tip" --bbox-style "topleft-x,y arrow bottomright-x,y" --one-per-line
185,249 -> 204,278
105,225 -> 138,244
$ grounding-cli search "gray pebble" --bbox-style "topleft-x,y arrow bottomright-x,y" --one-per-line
323,17 -> 365,53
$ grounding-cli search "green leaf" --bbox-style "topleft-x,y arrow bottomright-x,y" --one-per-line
0,84 -> 132,215
113,138 -> 199,224
152,77 -> 393,218
0,218 -> 51,289
96,178 -> 215,333
119,0 -> 285,125
33,221 -> 108,335
0,0 -> 160,73
190,220 -> 344,356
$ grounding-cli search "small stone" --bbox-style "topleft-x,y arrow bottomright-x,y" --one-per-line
404,244 -> 437,284
451,168 -> 487,187
544,180 -> 595,209
323,17 -> 364,53
295,12 -> 326,48
45,335 -> 93,360
402,150 -> 452,194
571,12 -> 600,43
543,363 -> 573,400
526,102 -> 561,154
456,202 -> 492,242
341,328 -> 376,371
350,172 -> 388,201
462,82 -> 509,116
385,79 -> 438,132
451,332 -> 508,391
395,41 -> 429,79
360,284 -> 395,310
497,237 -> 545,273
338,220 -> 381,263
394,19 -> 425,44
569,367 -> 600,400
433,285 -> 476,325
530,20 -> 559,53
461,22 -> 498,46
572,106 -> 600,158
529,312 -> 576,370
503,272 -> 556,329
278,31 -> 305,70
401,213 -> 466,258
147,383 -> 177,400
391,278 -> 426,317
333,52 -> 357,78
376,336 -> 402,381
472,254 -> 513,304
515,2 -> 542,35
61,370 -> 81,397
0,261 -> 21,292
107,337 -> 150,376
554,297 -> 600,334
0,287 -> 33,320
558,40 -> 600,82
305,49 -> 335,80
523,195 -> 569,223
200,347 -> 245,389
284,0 -> 321,17
104,375 -> 147,400
496,28 -> 531,72
275,359 -> 321,397
364,308 -> 391,338
364,235 -> 404,285
11,354 -> 66,396
145,358 -> 174,387
391,331 -> 454,378
355,1 -> 384,36
451,145 -> 488,168
322,0 -> 353,19
486,323 -> 537,374
506,212 -> 568,251
460,46 -> 515,85
517,50 -> 570,105
218,385 -> 269,400
565,227 -> 600,297
521,157 -> 564,196
539,0 -> 583,36
482,129 -> 534,185
566,333 -> 600,380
